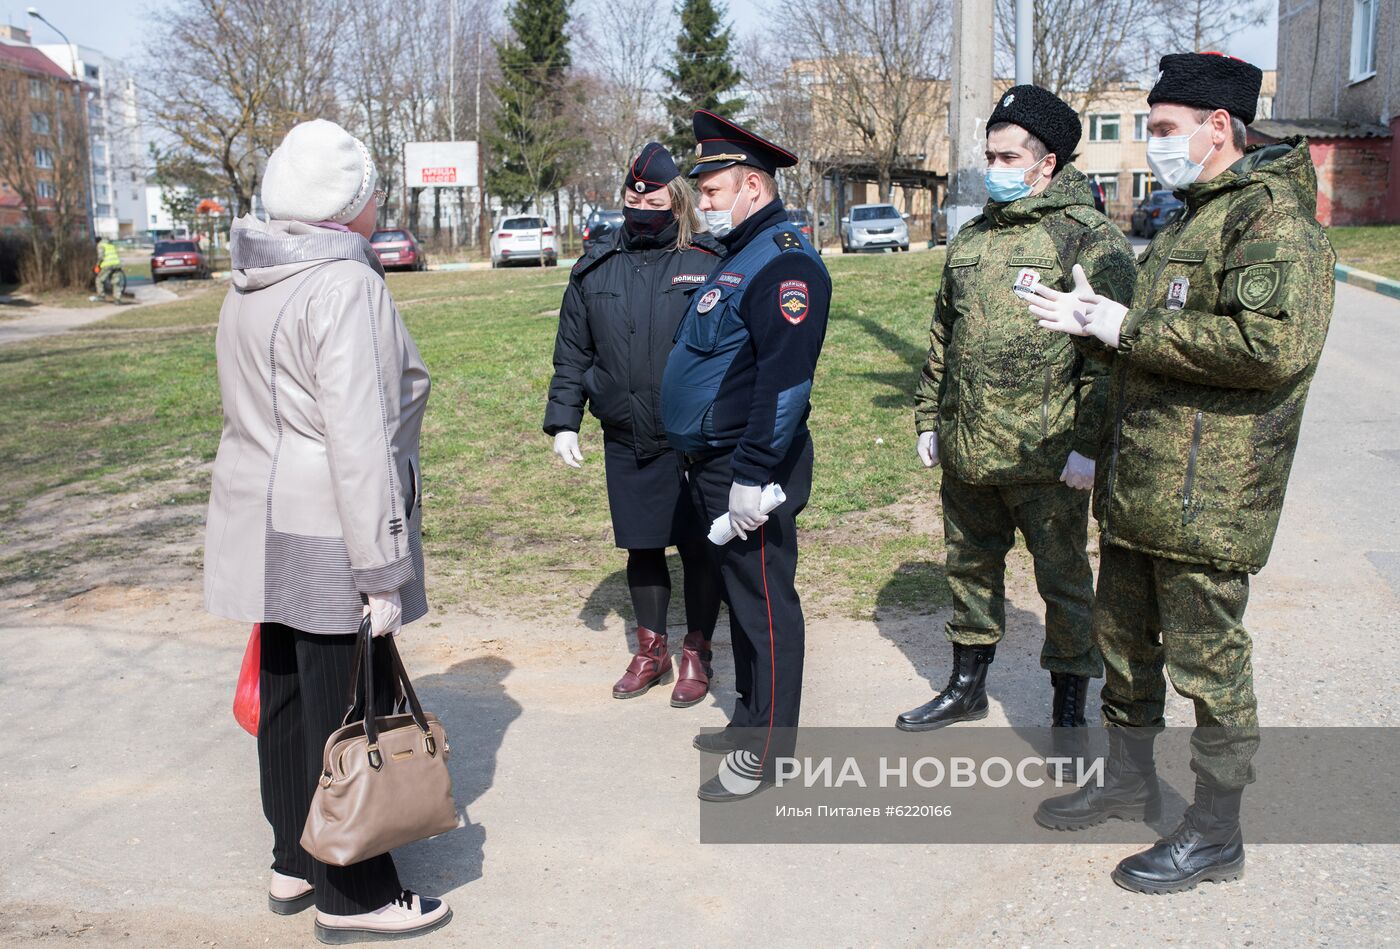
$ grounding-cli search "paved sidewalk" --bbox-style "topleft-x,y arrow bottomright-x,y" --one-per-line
0,283 -> 179,346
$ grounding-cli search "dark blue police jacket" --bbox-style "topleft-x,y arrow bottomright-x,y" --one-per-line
661,200 -> 830,485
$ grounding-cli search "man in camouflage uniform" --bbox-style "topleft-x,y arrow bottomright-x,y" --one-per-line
1029,53 -> 1335,894
898,85 -> 1136,740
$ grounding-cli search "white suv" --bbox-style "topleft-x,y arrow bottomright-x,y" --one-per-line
841,204 -> 910,253
490,216 -> 559,268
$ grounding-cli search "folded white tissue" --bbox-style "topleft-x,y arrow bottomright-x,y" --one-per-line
707,483 -> 787,545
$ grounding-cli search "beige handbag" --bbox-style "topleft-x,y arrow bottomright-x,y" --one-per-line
301,617 -> 460,866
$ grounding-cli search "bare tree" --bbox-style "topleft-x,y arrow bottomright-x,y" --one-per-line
776,0 -> 951,199
738,34 -> 823,216
1154,0 -> 1271,52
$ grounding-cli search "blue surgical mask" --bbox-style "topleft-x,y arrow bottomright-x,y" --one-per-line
984,159 -> 1047,203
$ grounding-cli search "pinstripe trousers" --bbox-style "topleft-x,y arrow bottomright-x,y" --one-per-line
258,622 -> 403,915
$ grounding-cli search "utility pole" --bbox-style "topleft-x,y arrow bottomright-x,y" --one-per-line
448,0 -> 457,245
1015,0 -> 1033,86
475,30 -> 489,251
947,0 -> 993,241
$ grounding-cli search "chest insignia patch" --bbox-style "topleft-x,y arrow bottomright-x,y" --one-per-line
696,288 -> 722,314
1166,275 -> 1190,310
672,273 -> 707,285
1011,267 -> 1042,299
779,280 -> 810,324
717,271 -> 745,286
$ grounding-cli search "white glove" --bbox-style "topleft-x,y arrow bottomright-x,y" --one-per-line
728,481 -> 768,540
1059,450 -> 1096,491
1029,264 -> 1127,348
552,431 -> 583,468
364,590 -> 402,637
917,430 -> 940,468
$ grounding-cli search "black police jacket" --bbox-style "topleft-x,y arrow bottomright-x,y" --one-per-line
543,222 -> 722,457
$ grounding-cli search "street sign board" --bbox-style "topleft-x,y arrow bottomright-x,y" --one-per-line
404,142 -> 479,189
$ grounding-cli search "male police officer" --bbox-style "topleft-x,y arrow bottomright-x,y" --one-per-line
1029,53 -> 1334,894
661,110 -> 830,802
898,86 -> 1136,746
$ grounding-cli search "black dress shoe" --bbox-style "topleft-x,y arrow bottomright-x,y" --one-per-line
1112,778 -> 1245,895
696,772 -> 773,802
697,749 -> 774,802
1035,728 -> 1161,830
895,643 -> 995,731
693,727 -> 744,754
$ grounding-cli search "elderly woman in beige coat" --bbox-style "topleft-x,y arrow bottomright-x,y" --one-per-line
203,119 -> 448,944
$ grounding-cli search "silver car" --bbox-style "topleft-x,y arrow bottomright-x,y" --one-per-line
841,203 -> 910,253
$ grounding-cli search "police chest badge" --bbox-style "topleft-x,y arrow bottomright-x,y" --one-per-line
779,280 -> 810,324
1011,268 -> 1041,299
1238,263 -> 1282,310
1166,276 -> 1189,310
696,288 -> 722,314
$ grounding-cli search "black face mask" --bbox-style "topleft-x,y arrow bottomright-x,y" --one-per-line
623,206 -> 674,237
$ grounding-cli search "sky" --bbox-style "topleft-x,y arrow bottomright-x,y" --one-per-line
2,0 -> 1279,71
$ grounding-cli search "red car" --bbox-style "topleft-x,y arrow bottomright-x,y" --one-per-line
150,239 -> 209,282
370,228 -> 428,272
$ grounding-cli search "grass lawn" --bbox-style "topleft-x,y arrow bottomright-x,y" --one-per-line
1327,224 -> 1400,282
0,250 -> 951,621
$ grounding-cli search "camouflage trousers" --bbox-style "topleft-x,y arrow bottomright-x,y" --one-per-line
1095,541 -> 1259,789
940,474 -> 1100,677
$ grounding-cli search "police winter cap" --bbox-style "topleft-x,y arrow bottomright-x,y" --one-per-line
986,84 -> 1082,168
1148,52 -> 1264,125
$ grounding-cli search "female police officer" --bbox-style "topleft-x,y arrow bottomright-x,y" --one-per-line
544,143 -> 724,708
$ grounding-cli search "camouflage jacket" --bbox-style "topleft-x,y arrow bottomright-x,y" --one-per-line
1097,138 -> 1335,573
914,165 -> 1136,485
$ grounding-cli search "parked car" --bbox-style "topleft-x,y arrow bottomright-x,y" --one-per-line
150,239 -> 209,282
491,216 -> 559,268
787,208 -> 814,241
370,228 -> 427,271
581,209 -> 624,253
1130,190 -> 1185,238
840,203 -> 910,253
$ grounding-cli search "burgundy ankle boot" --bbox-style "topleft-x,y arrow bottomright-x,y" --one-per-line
670,631 -> 713,708
612,627 -> 672,699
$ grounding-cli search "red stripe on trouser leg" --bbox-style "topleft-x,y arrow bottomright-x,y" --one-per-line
759,524 -> 775,769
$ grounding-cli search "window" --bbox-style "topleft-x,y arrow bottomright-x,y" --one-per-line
31,112 -> 51,134
29,78 -> 48,99
37,180 -> 56,199
155,241 -> 198,254
1090,173 -> 1119,203
1088,114 -> 1121,142
1134,113 -> 1149,141
34,147 -> 53,169
1132,171 -> 1153,200
84,64 -> 100,80
1351,0 -> 1378,81
851,205 -> 901,221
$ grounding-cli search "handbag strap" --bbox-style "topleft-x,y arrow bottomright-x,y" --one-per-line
339,615 -> 371,727
344,615 -> 436,770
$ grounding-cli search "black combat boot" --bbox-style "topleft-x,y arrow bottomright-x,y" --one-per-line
895,643 -> 995,731
1035,728 -> 1161,830
1111,776 -> 1245,894
1049,672 -> 1090,781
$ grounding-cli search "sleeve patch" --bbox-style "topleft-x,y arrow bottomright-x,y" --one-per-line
778,280 -> 810,324
1237,262 -> 1284,310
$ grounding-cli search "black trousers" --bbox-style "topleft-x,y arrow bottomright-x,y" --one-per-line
258,623 -> 402,915
684,435 -> 814,770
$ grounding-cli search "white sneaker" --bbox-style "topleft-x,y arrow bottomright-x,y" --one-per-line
314,889 -> 452,944
268,870 -> 315,915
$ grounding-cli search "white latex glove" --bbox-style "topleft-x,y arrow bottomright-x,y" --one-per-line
1059,450 -> 1096,491
1026,263 -> 1094,336
552,431 -> 583,468
728,482 -> 768,540
917,430 -> 940,468
363,590 -> 402,637
1029,264 -> 1128,348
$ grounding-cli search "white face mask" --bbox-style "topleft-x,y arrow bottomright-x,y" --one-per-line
702,186 -> 752,237
1146,119 -> 1212,190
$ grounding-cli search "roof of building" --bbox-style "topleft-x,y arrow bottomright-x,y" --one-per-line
1251,118 -> 1392,140
0,40 -> 76,81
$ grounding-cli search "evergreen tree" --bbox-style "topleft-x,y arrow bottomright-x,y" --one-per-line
486,0 -> 581,213
662,0 -> 744,169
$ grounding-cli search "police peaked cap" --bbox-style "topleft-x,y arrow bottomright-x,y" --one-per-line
626,142 -> 680,194
986,84 -> 1082,168
1148,52 -> 1264,125
689,109 -> 798,177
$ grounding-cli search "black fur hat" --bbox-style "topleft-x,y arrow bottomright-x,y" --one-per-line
986,84 -> 1082,169
1147,52 -> 1264,125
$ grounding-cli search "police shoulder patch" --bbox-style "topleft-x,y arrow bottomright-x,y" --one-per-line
1238,262 -> 1283,310
778,279 -> 809,324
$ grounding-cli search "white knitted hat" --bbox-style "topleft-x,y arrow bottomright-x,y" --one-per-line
261,119 -> 378,224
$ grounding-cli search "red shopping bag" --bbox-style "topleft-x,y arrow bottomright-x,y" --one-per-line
233,624 -> 260,736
